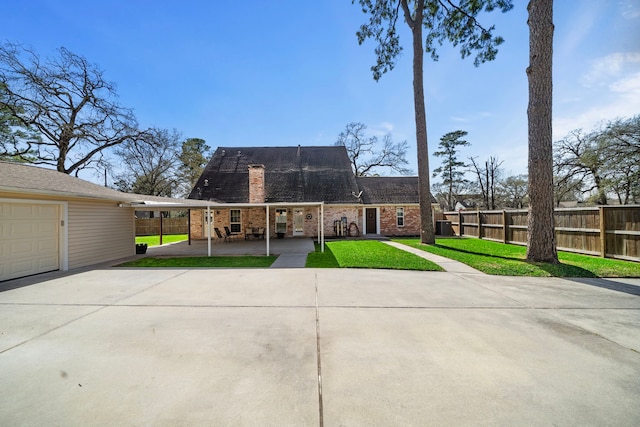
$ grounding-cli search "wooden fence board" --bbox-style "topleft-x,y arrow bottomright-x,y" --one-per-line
441,206 -> 640,262
135,218 -> 188,236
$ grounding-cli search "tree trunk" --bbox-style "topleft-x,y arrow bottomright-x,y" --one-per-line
526,0 -> 558,263
407,0 -> 435,244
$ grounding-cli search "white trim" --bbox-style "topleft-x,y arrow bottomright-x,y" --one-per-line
293,208 -> 305,236
396,206 -> 405,227
266,207 -> 270,256
320,204 -> 324,252
207,206 -> 212,257
0,197 -> 69,273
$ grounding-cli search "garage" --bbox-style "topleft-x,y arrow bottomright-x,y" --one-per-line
0,201 -> 61,282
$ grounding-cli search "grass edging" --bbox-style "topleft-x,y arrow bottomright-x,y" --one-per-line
308,240 -> 442,271
394,237 -> 640,278
116,256 -> 276,268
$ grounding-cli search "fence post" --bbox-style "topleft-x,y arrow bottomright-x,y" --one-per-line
502,210 -> 508,244
599,206 -> 606,258
477,210 -> 482,239
459,211 -> 463,236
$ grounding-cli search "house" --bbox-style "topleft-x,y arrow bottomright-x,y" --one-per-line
187,146 -> 435,240
0,161 -> 206,282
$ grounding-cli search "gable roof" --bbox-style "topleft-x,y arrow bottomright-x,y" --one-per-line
0,161 -> 207,208
356,176 -> 433,204
189,146 -> 360,203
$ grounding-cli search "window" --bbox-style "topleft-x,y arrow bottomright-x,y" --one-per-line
275,208 -> 287,234
230,209 -> 241,233
396,207 -> 404,227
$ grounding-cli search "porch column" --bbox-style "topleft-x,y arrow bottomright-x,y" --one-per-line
317,205 -> 320,248
207,205 -> 212,256
266,205 -> 270,256
321,203 -> 325,252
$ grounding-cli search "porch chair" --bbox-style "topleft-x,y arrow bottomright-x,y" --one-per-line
214,227 -> 228,242
224,226 -> 242,241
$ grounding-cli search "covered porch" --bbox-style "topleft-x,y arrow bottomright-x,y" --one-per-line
128,200 -> 325,257
144,237 -> 316,257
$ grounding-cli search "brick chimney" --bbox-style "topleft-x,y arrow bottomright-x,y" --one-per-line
248,164 -> 265,203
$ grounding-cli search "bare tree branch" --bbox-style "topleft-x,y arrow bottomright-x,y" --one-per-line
0,42 -> 147,174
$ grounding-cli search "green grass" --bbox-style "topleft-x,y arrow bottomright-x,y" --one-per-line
305,243 -> 340,268
323,240 -> 442,271
135,234 -> 188,246
394,237 -> 640,278
116,256 -> 276,268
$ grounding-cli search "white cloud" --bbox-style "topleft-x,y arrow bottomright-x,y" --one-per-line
609,72 -> 640,94
581,52 -> 640,87
620,0 -> 640,18
557,57 -> 640,138
368,121 -> 395,137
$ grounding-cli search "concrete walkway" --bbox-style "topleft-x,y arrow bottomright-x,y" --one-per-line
1,268 -> 639,426
383,240 -> 485,274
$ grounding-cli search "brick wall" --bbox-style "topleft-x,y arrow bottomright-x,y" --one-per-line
189,203 -> 422,240
248,165 -> 265,203
379,205 -> 420,236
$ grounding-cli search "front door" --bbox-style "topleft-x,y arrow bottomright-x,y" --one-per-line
293,209 -> 304,236
365,208 -> 377,234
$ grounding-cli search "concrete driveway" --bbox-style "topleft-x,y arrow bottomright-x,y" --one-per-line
1,268 -> 639,426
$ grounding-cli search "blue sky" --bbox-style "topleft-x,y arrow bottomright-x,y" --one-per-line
3,1 -> 640,184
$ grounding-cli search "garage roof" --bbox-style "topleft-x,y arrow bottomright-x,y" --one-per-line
0,161 -> 210,208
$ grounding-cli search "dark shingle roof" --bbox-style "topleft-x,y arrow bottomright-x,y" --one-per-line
356,176 -> 431,204
189,146 -> 361,203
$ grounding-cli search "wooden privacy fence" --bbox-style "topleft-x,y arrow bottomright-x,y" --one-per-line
440,206 -> 640,262
135,218 -> 188,236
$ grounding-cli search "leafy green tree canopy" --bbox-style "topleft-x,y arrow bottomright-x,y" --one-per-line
353,0 -> 513,244
432,130 -> 470,210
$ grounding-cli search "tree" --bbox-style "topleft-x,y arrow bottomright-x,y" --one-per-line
353,0 -> 513,244
469,156 -> 503,209
114,128 -> 181,197
526,0 -> 558,263
335,122 -> 411,176
602,115 -> 640,204
499,174 -> 529,208
0,43 -> 147,175
177,138 -> 211,196
554,129 -> 609,205
0,82 -> 40,162
553,116 -> 640,206
432,130 -> 470,210
553,174 -> 582,207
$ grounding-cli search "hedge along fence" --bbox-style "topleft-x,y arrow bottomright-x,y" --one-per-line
442,206 -> 640,262
135,218 -> 189,236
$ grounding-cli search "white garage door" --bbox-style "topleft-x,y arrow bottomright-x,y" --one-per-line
0,202 -> 60,282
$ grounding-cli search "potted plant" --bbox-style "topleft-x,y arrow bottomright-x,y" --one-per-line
136,243 -> 148,254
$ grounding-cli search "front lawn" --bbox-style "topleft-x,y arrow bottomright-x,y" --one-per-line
135,234 -> 188,246
116,256 -> 276,268
306,243 -> 340,268
395,237 -> 640,277
322,240 -> 442,271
